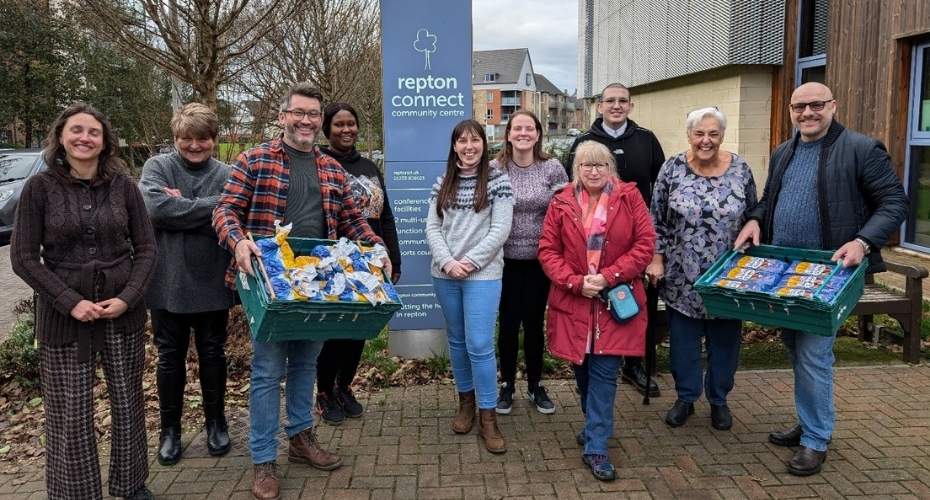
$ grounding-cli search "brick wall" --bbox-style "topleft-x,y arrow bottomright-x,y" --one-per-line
628,65 -> 774,192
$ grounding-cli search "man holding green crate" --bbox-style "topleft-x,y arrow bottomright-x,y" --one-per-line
213,82 -> 387,500
734,82 -> 907,476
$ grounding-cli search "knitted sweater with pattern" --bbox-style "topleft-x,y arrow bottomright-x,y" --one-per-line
426,168 -> 514,280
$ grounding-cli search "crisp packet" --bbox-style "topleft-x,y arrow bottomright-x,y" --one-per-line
719,267 -> 781,288
731,256 -> 789,275
775,274 -> 827,290
714,278 -> 768,292
785,261 -> 834,277
771,286 -> 841,303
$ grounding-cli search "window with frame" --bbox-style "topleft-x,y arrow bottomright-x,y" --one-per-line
525,73 -> 531,86
486,92 -> 493,103
903,42 -> 930,249
796,0 -> 828,86
484,73 -> 496,82
485,109 -> 493,120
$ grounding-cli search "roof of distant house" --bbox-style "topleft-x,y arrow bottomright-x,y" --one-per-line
534,74 -> 563,95
472,48 -> 532,85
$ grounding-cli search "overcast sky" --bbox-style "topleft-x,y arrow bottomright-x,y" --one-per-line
472,0 -> 579,95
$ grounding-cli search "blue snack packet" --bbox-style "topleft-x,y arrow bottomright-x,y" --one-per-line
730,255 -> 789,275
718,266 -> 781,289
714,278 -> 768,292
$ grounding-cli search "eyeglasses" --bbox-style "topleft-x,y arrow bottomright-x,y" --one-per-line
284,109 -> 322,120
789,100 -> 833,113
579,163 -> 609,172
601,97 -> 630,106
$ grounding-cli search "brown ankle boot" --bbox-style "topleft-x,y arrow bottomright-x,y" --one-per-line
288,428 -> 342,470
452,391 -> 476,434
478,408 -> 506,453
252,462 -> 279,499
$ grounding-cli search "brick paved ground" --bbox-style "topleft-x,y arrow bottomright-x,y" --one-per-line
3,364 -> 930,499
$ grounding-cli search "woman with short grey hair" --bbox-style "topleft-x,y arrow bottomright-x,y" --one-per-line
646,106 -> 757,431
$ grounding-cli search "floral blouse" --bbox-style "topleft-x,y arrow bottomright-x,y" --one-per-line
651,152 -> 757,318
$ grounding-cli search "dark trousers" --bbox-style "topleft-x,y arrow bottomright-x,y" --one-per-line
317,338 -> 365,396
498,257 -> 550,389
622,285 -> 659,371
41,325 -> 148,499
668,308 -> 741,405
150,309 -> 229,428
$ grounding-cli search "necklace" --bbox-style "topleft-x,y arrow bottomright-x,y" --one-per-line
512,158 -> 534,168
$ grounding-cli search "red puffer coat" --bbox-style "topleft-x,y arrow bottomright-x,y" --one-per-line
538,179 -> 656,365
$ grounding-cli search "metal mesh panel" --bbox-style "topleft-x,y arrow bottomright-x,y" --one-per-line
583,0 -> 786,91
812,0 -> 828,56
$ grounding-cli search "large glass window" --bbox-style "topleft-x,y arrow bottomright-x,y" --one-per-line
904,42 -> 930,250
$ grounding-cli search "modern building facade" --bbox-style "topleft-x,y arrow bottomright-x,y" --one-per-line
578,0 -> 930,251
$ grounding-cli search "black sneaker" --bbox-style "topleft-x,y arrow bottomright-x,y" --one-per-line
317,392 -> 345,425
527,386 -> 556,414
336,386 -> 364,418
496,383 -> 514,414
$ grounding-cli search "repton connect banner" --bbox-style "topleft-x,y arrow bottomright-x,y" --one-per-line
381,0 -> 473,330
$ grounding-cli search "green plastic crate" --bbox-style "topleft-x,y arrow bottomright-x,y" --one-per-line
693,244 -> 867,336
236,237 -> 402,342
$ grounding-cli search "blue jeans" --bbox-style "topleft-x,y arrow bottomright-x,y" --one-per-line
249,338 -> 324,464
432,277 -> 502,409
782,329 -> 835,452
572,354 -> 623,456
668,308 -> 742,405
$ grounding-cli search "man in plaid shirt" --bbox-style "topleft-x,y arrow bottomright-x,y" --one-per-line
213,82 -> 389,500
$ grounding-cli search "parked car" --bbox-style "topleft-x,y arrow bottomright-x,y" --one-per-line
567,128 -> 582,137
0,149 -> 46,246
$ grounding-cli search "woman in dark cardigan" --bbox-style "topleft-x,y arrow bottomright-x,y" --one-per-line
316,102 -> 401,424
11,102 -> 156,500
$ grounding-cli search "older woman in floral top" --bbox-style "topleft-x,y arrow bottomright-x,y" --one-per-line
647,107 -> 757,431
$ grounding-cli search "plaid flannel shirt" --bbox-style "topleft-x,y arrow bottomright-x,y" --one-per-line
212,135 -> 383,288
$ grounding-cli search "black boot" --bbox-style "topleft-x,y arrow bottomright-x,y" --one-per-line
156,353 -> 184,466
620,360 -> 661,397
201,362 -> 231,456
157,426 -> 182,466
206,417 -> 231,456
664,400 -> 694,427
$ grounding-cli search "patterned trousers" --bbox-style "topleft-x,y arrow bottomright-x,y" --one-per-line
40,323 -> 148,499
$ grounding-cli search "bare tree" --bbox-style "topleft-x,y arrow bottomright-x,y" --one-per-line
78,0 -> 296,110
239,0 -> 380,124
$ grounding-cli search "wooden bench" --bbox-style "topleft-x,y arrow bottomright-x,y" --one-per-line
855,260 -> 928,364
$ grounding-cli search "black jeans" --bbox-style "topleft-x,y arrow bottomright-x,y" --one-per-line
498,257 -> 550,389
150,309 -> 229,428
317,338 -> 366,396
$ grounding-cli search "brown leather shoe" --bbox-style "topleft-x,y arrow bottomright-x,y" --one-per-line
452,391 -> 476,434
478,408 -> 506,454
288,428 -> 342,470
252,462 -> 279,500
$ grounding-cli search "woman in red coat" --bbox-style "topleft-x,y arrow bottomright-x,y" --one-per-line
538,140 -> 655,481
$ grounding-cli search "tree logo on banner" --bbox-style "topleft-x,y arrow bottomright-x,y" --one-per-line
413,28 -> 437,71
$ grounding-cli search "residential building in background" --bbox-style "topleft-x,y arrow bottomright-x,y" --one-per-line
577,0 -> 930,252
472,48 -> 540,140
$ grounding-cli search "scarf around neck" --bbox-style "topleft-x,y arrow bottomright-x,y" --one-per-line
575,179 -> 613,275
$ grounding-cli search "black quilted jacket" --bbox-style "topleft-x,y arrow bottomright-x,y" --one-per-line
747,121 -> 908,273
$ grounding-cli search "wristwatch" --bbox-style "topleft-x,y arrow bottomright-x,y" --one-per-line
855,237 -> 871,255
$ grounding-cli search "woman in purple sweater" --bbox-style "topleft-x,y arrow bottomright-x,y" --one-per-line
11,103 -> 156,500
492,110 -> 568,415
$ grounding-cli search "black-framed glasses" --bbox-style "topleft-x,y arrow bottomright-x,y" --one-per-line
579,163 -> 609,172
789,100 -> 833,113
284,109 -> 322,120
